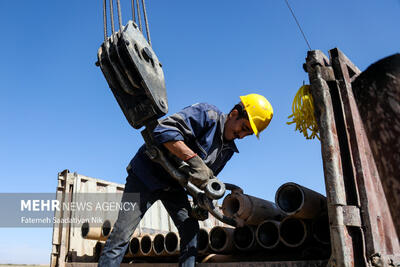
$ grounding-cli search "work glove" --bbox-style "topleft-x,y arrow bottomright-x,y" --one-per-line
190,203 -> 209,221
184,154 -> 214,189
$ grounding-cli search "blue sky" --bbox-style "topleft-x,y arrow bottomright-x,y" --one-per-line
0,0 -> 399,264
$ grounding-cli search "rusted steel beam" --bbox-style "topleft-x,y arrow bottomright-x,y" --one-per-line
351,53 -> 400,239
305,50 -> 356,267
306,48 -> 400,266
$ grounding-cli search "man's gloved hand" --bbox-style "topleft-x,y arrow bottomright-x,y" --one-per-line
190,204 -> 209,221
184,154 -> 214,189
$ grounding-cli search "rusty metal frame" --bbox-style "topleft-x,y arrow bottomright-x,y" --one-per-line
305,48 -> 400,267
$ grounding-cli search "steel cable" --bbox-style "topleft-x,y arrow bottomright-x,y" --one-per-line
141,0 -> 152,46
284,0 -> 311,51
136,0 -> 142,32
109,0 -> 115,35
103,0 -> 108,40
116,0 -> 123,30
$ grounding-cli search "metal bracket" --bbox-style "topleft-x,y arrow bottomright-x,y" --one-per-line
342,205 -> 362,227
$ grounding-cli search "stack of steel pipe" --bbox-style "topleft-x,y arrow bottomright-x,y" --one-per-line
217,182 -> 331,259
221,191 -> 287,253
88,182 -> 330,261
125,231 -> 180,259
275,182 -> 330,250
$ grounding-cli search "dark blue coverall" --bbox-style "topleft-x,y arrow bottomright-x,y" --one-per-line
98,103 -> 239,267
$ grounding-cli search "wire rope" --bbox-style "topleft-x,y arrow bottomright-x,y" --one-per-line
116,0 -> 123,30
109,0 -> 116,35
141,0 -> 152,46
136,0 -> 143,32
103,0 -> 108,40
284,0 -> 311,51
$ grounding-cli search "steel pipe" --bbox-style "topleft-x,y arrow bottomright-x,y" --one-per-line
233,225 -> 259,251
222,192 -> 284,225
312,214 -> 330,245
256,220 -> 280,249
165,232 -> 179,255
201,254 -> 235,263
197,228 -> 210,255
152,233 -> 166,256
275,182 -> 327,219
279,217 -> 308,248
140,234 -> 153,256
128,236 -> 140,256
81,220 -> 112,241
127,235 -> 154,257
209,226 -> 235,253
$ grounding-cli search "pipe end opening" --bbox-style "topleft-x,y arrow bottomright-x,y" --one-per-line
276,184 -> 303,213
81,222 -> 89,238
101,220 -> 112,237
280,218 -> 306,247
234,226 -> 254,249
140,235 -> 152,254
257,222 -> 279,248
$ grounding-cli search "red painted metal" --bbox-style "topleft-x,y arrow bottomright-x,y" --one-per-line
305,48 -> 400,267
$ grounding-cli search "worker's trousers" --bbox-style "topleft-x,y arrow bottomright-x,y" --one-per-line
98,173 -> 199,267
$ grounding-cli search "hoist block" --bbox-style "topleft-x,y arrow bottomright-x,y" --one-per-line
97,21 -> 168,129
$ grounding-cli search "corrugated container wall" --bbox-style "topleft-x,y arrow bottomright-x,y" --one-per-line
50,170 -> 226,267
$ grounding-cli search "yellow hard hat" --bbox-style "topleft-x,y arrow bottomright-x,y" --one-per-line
239,93 -> 273,138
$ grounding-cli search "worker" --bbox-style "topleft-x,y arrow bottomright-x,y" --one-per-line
98,93 -> 273,267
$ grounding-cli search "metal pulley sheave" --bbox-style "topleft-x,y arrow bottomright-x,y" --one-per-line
96,0 -> 241,227
96,0 -> 167,129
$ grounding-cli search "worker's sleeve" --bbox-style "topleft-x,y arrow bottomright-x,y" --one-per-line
153,103 -> 216,145
213,153 -> 234,176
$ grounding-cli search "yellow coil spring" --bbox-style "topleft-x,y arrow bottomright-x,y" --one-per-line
287,85 -> 320,140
